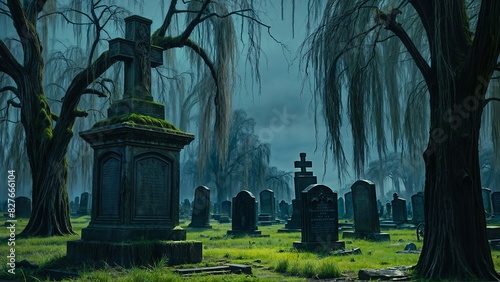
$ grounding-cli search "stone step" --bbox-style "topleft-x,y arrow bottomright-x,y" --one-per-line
176,264 -> 252,276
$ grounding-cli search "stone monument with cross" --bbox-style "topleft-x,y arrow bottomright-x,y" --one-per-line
279,152 -> 317,232
67,15 -> 201,267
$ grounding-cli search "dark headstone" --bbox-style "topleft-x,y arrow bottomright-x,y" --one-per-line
279,200 -> 289,220
221,200 -> 232,217
385,202 -> 392,219
344,191 -> 353,219
77,192 -> 90,215
404,243 -> 417,251
181,199 -> 191,218
66,15 -> 200,267
492,192 -> 500,216
227,191 -> 263,236
411,192 -> 424,224
482,188 -> 492,216
258,189 -> 276,225
279,153 -> 317,232
15,197 -> 31,218
293,184 -> 345,251
391,193 -> 407,223
189,186 -> 211,228
343,180 -> 390,241
338,197 -> 345,219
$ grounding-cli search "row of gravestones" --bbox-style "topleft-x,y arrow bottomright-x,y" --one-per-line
340,191 -> 425,224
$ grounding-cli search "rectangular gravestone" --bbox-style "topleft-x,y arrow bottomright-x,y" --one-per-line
344,192 -> 353,219
218,200 -> 231,223
74,196 -> 80,213
189,186 -> 211,228
258,189 -> 276,225
411,192 -> 424,224
391,193 -> 407,223
338,197 -> 345,219
483,188 -> 492,217
15,197 -> 31,218
343,180 -> 390,241
279,200 -> 289,220
78,192 -> 91,215
227,191 -> 266,237
492,192 -> 500,217
279,153 -> 317,232
294,184 -> 344,251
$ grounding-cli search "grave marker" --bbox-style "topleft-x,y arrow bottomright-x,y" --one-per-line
411,192 -> 424,224
338,197 -> 345,219
391,193 -> 407,223
67,15 -> 200,267
293,184 -> 344,251
258,189 -> 276,225
227,191 -> 265,236
343,180 -> 390,241
189,186 -> 211,228
278,200 -> 289,220
344,191 -> 353,219
279,153 -> 317,232
491,192 -> 500,217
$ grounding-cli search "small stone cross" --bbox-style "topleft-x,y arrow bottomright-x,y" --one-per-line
108,15 -> 163,100
294,153 -> 312,173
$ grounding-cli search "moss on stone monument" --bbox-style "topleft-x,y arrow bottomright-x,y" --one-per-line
93,113 -> 181,132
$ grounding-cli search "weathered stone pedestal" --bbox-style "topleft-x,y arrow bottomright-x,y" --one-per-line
66,124 -> 201,266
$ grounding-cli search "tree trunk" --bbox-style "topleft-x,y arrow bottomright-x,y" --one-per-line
20,155 -> 75,237
415,84 -> 499,280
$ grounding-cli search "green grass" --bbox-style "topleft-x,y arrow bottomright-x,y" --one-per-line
1,217 -> 500,281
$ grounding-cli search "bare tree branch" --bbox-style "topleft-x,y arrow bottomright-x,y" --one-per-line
26,0 -> 47,23
178,0 -> 211,42
7,98 -> 21,108
0,86 -> 20,96
155,0 -> 177,38
74,109 -> 88,117
484,97 -> 500,107
376,9 -> 432,88
82,88 -> 107,97
0,39 -> 23,80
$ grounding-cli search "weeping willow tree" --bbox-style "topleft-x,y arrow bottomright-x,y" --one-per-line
305,0 -> 500,280
183,109 -> 292,202
0,0 -> 266,237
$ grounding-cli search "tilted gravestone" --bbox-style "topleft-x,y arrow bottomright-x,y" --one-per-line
294,184 -> 345,251
343,180 -> 390,241
189,186 -> 211,228
411,192 -> 424,224
391,193 -> 407,223
227,191 -> 264,236
344,191 -> 353,219
491,192 -> 500,217
15,197 -> 31,218
338,197 -> 345,219
279,200 -> 289,220
77,192 -> 91,215
67,15 -> 200,267
482,188 -> 492,216
258,189 -> 276,225
279,153 -> 317,232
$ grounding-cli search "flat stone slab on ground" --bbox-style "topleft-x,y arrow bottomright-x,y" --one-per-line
358,266 -> 412,280
176,264 -> 251,276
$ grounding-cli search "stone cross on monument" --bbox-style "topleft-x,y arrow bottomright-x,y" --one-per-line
107,15 -> 165,119
294,153 -> 312,175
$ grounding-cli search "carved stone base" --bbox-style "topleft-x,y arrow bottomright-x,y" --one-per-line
342,231 -> 391,241
293,240 -> 345,252
67,240 -> 202,267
